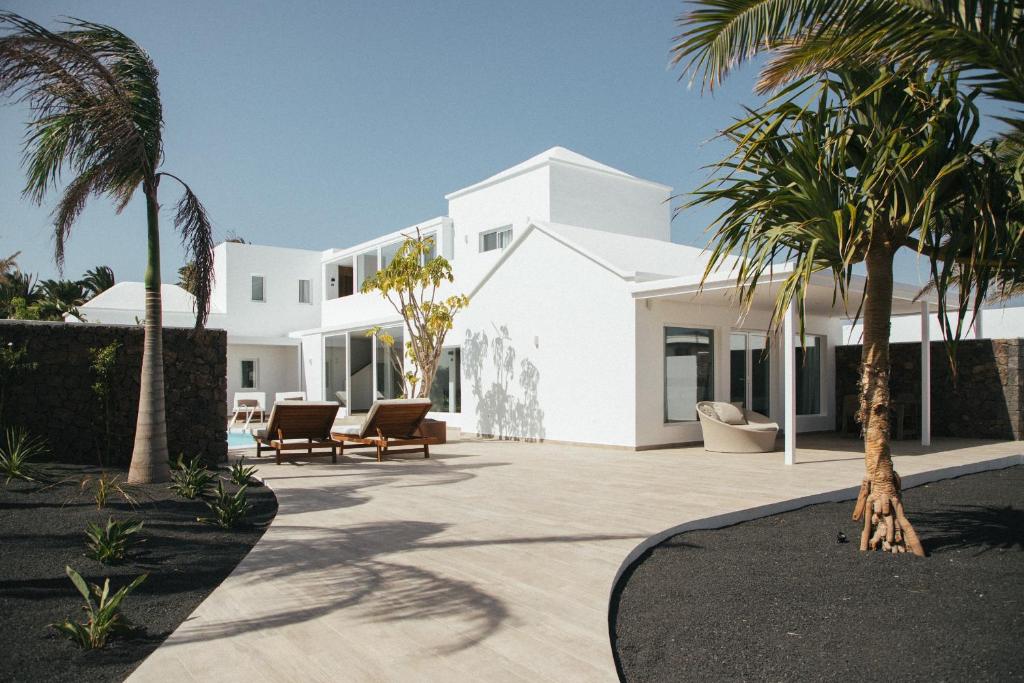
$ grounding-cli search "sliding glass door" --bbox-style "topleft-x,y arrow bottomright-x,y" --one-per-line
730,332 -> 770,416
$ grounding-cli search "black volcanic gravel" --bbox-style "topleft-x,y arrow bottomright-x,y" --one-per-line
611,466 -> 1024,682
0,463 -> 276,682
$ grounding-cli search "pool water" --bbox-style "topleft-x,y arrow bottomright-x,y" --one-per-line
226,431 -> 257,448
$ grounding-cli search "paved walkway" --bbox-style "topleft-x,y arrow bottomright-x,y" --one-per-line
129,436 -> 1022,682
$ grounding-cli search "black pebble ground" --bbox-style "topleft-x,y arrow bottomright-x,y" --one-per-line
611,465 -> 1024,683
0,463 -> 277,682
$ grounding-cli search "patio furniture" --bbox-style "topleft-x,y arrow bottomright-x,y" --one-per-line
696,400 -> 779,453
331,398 -> 433,461
255,401 -> 340,465
229,392 -> 267,432
274,391 -> 306,404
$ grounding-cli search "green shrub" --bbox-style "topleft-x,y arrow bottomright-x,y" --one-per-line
85,518 -> 144,564
225,457 -> 261,487
170,455 -> 215,499
0,427 -> 47,484
200,481 -> 252,529
52,566 -> 147,650
79,472 -> 138,509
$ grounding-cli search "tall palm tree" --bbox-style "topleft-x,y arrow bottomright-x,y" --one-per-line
0,13 -> 216,484
82,265 -> 115,299
690,68 -> 1019,554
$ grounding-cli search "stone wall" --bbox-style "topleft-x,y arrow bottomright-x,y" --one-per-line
835,339 -> 1023,440
0,320 -> 227,467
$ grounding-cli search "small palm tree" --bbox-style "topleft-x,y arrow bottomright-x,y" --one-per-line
689,68 -> 1019,554
0,12 -> 216,483
82,266 -> 115,299
37,278 -> 87,319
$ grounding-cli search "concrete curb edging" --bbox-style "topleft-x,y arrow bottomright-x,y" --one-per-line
605,453 -> 1024,681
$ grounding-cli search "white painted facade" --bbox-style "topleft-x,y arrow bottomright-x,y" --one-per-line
76,146 -> 1018,450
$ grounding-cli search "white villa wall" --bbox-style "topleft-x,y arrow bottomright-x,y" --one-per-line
447,165 -> 551,286
842,305 -> 1024,343
635,297 -> 840,448
454,229 -> 637,446
216,242 -> 322,338
226,343 -> 300,410
549,162 -> 670,242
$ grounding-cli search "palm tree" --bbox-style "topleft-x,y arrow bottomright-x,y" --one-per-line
0,252 -> 18,283
82,265 -> 115,299
36,278 -> 87,319
689,68 -> 1019,554
0,13 -> 216,484
0,268 -> 39,319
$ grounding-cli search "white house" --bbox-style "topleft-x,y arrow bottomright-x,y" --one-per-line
77,146 -> 984,452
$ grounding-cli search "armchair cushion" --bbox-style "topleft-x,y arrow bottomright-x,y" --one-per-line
714,402 -> 747,425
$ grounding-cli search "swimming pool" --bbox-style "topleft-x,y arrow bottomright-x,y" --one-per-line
226,431 -> 257,449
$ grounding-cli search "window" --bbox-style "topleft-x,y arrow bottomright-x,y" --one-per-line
664,327 -> 714,422
298,279 -> 311,304
250,275 -> 265,302
380,240 -> 401,269
429,348 -> 461,413
422,232 -> 437,264
240,359 -> 258,389
795,335 -> 822,415
479,226 -> 513,253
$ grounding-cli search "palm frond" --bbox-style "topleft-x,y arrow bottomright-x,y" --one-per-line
159,172 -> 214,329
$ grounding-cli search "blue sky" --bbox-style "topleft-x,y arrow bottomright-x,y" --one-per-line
0,1 -> 1010,289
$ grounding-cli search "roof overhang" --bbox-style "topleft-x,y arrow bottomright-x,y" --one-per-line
630,266 -> 946,319
288,314 -> 404,339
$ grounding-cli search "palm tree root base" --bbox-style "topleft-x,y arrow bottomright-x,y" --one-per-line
852,477 -> 925,556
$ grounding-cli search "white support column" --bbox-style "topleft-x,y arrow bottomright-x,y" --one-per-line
920,301 -> 931,447
783,303 -> 797,465
974,307 -> 985,340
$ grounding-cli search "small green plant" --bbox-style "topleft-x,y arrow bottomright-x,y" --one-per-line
85,518 -> 144,564
0,427 -> 47,484
225,457 -> 261,487
52,566 -> 147,650
79,472 -> 138,509
89,341 -> 121,467
170,454 -> 215,499
200,481 -> 252,529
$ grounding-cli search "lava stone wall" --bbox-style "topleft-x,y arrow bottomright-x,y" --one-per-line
836,339 -> 1024,440
0,320 -> 227,466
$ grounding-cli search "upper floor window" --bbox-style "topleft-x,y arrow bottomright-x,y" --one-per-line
250,275 -> 265,302
298,279 -> 311,304
479,226 -> 512,253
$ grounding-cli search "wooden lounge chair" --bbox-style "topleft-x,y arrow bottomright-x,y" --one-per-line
255,401 -> 340,465
331,398 -> 433,462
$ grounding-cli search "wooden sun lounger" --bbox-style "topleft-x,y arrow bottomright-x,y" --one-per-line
331,398 -> 433,462
255,401 -> 340,465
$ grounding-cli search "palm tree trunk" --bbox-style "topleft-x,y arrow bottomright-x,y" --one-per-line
127,178 -> 170,484
852,237 -> 924,555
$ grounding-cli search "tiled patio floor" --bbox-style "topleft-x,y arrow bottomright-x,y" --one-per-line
129,435 -> 1022,682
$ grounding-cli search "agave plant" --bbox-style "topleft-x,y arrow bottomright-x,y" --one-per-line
169,454 -> 215,499
0,427 -> 48,484
85,518 -> 144,564
200,481 -> 252,530
225,457 -> 261,487
52,566 -> 147,649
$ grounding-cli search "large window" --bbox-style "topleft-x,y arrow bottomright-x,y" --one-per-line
479,226 -> 512,253
376,326 -> 404,400
380,240 -> 401,269
795,335 -> 822,415
298,279 -> 311,304
250,275 -> 265,302
664,327 -> 714,422
240,359 -> 258,389
429,348 -> 461,413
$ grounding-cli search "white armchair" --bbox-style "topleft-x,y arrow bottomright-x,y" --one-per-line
696,401 -> 779,453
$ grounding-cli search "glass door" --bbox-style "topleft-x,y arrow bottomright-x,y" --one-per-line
730,332 -> 771,416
